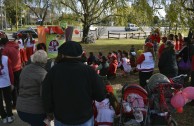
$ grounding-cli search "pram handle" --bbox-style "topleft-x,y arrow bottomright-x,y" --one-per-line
152,82 -> 183,91
171,74 -> 187,80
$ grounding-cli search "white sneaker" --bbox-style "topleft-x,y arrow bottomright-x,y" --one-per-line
2,118 -> 7,124
7,116 -> 14,123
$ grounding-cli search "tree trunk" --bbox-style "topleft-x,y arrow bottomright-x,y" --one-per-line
82,24 -> 90,43
40,21 -> 44,26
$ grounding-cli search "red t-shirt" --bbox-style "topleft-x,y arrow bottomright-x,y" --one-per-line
2,41 -> 22,72
158,43 -> 165,58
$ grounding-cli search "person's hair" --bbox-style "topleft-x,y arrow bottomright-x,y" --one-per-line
123,52 -> 128,57
101,56 -> 107,63
25,33 -> 33,44
99,52 -> 102,56
105,82 -> 119,113
89,52 -> 93,56
32,50 -> 47,64
36,43 -> 47,51
168,34 -> 174,41
0,35 -> 9,45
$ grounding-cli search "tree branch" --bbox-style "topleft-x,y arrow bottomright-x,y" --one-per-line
61,1 -> 82,16
25,4 -> 40,18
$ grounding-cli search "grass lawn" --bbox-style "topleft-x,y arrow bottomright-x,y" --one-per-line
48,37 -> 145,58
46,37 -> 194,126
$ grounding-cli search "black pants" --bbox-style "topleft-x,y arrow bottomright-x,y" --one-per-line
12,69 -> 21,107
0,86 -> 13,119
139,71 -> 153,88
17,111 -> 46,126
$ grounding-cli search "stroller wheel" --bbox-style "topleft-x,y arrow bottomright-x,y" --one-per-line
168,118 -> 178,126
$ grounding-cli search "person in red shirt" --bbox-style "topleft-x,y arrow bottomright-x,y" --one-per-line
158,37 -> 167,58
174,35 -> 180,51
0,32 -> 22,108
107,54 -> 118,79
178,33 -> 183,50
17,33 -> 27,66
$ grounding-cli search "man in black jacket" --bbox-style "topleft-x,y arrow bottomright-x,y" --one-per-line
42,41 -> 106,126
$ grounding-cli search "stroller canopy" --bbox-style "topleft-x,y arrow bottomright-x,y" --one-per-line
146,73 -> 170,93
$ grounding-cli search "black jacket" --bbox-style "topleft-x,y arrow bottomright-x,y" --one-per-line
42,59 -> 106,125
158,48 -> 178,78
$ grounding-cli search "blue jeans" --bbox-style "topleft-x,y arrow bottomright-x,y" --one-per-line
54,116 -> 94,126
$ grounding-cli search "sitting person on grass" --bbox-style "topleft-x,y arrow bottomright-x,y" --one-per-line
97,56 -> 109,77
118,52 -> 132,76
107,54 -> 118,79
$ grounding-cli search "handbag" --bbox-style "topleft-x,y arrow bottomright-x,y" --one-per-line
178,59 -> 191,71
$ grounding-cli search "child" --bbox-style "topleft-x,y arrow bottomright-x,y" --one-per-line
107,54 -> 118,79
0,49 -> 14,123
91,60 -> 99,74
95,81 -> 119,126
97,56 -> 109,77
136,42 -> 155,88
118,52 -> 132,76
98,52 -> 103,63
17,33 -> 27,66
25,33 -> 36,60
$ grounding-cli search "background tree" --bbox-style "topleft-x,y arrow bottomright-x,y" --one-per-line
61,0 -> 127,42
25,0 -> 61,26
4,0 -> 24,29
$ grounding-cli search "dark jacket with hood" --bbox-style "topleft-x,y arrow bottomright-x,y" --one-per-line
158,48 -> 178,78
42,58 -> 106,125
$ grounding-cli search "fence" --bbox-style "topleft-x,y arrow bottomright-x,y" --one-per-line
108,31 -> 150,39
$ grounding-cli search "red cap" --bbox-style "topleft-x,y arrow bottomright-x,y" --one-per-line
17,33 -> 22,37
145,42 -> 153,48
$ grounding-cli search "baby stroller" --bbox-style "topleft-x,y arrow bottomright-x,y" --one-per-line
146,73 -> 183,126
118,84 -> 149,126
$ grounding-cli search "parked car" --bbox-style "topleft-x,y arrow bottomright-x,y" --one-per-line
12,29 -> 38,39
90,25 -> 98,31
125,23 -> 139,31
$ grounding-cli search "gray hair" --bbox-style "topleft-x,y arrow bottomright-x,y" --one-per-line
32,50 -> 47,64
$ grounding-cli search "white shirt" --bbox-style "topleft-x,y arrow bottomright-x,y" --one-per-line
118,57 -> 132,73
137,52 -> 154,72
95,98 -> 115,125
18,39 -> 24,49
25,37 -> 35,47
0,56 -> 11,88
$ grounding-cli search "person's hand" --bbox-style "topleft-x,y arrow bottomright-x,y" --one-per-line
46,113 -> 54,121
11,85 -> 14,91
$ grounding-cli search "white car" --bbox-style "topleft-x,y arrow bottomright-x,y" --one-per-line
90,25 -> 98,31
125,23 -> 139,31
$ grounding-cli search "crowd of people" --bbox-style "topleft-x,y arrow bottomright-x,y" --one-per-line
0,29 -> 193,126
